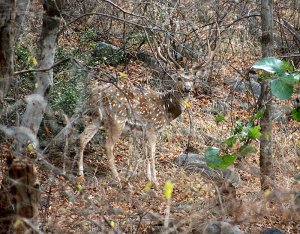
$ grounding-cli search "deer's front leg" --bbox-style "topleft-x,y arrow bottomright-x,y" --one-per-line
147,129 -> 157,184
78,120 -> 101,176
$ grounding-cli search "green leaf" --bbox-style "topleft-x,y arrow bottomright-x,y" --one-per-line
252,57 -> 285,74
278,74 -> 296,85
205,147 -> 220,166
163,180 -> 174,200
271,78 -> 293,100
221,153 -> 237,168
215,114 -> 225,125
291,108 -> 300,122
205,147 -> 237,169
247,126 -> 261,139
239,144 -> 257,157
223,136 -> 237,148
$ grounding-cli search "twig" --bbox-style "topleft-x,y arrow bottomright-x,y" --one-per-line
64,13 -> 164,32
14,58 -> 72,75
100,0 -> 145,18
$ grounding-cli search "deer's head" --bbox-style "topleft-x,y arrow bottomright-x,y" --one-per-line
157,35 -> 220,96
172,69 -> 194,94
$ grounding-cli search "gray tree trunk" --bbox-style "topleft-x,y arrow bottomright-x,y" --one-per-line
259,0 -> 274,190
0,0 -> 15,114
15,0 -> 31,41
14,0 -> 61,154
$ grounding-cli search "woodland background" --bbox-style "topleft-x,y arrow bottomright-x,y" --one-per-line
0,0 -> 299,233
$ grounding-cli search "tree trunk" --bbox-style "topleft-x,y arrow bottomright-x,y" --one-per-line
0,1 -> 61,233
259,0 -> 274,190
0,156 -> 40,233
0,0 -> 15,114
15,0 -> 31,41
14,0 -> 61,154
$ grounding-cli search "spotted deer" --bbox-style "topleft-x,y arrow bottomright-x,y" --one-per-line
77,42 -> 219,184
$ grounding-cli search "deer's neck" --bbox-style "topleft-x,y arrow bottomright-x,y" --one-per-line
162,91 -> 189,121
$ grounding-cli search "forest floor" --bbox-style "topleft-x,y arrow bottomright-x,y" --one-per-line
1,61 -> 299,233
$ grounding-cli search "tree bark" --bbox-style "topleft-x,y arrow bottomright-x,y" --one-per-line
14,0 -> 61,154
15,0 -> 31,41
259,0 -> 274,190
0,0 -> 15,114
0,156 -> 40,233
0,1 -> 61,233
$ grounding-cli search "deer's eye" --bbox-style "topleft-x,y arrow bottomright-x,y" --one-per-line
177,77 -> 183,81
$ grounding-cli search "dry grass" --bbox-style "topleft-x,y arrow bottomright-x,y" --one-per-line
31,88 -> 299,233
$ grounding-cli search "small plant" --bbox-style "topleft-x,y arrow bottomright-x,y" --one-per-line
15,44 -> 37,70
15,43 -> 37,91
205,110 -> 263,169
205,57 -> 300,169
49,70 -> 87,116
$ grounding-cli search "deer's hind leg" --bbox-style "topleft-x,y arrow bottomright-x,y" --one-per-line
127,134 -> 145,180
105,117 -> 125,182
78,119 -> 101,176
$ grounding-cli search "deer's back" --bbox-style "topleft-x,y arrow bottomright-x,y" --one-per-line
90,84 -> 170,131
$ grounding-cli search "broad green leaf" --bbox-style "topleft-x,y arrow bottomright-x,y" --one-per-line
239,144 -> 257,156
223,136 -> 237,148
163,180 -> 174,200
271,78 -> 293,100
276,74 -> 296,85
291,108 -> 300,122
220,153 -> 237,168
205,147 -> 237,168
215,114 -> 225,125
205,147 -> 221,167
252,57 -> 285,74
247,126 -> 261,139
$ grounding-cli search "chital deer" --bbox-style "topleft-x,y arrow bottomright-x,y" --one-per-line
77,42 -> 218,184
